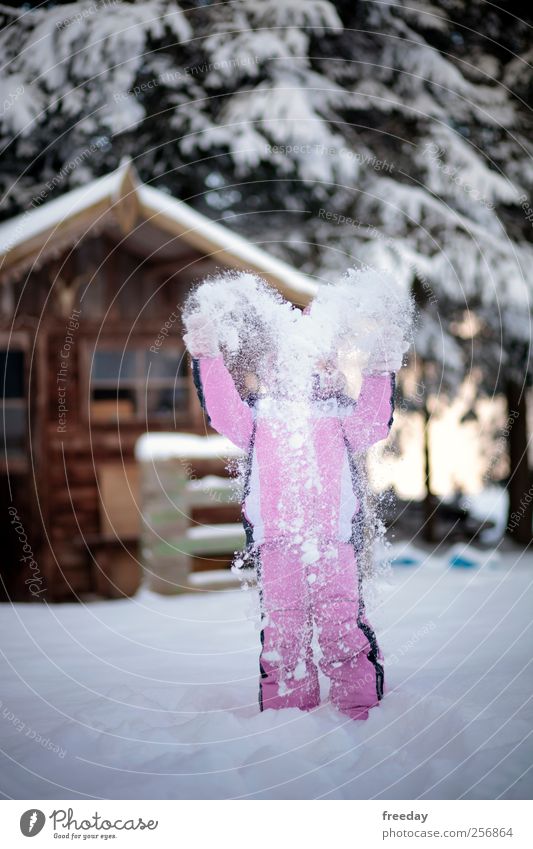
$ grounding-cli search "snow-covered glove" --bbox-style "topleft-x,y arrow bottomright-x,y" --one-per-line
183,312 -> 220,358
365,331 -> 405,374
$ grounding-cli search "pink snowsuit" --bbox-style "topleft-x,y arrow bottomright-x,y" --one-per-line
192,354 -> 395,719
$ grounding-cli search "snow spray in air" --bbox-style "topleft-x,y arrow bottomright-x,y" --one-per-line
183,267 -> 413,580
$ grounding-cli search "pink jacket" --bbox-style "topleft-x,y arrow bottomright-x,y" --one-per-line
193,355 -> 395,546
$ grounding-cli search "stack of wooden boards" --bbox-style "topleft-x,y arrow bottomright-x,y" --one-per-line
134,433 -> 245,594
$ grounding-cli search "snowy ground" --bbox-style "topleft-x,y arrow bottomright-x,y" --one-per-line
1,545 -> 532,800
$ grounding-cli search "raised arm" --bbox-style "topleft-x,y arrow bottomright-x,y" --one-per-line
342,372 -> 395,454
342,316 -> 408,453
183,311 -> 253,449
192,355 -> 254,450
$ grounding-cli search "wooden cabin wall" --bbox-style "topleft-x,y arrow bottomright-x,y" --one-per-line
0,310 -> 45,600
2,233 -> 226,600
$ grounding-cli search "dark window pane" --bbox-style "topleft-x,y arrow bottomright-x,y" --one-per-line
178,354 -> 188,379
146,350 -> 187,379
0,351 -> 24,398
93,388 -> 135,401
92,350 -> 136,381
146,387 -> 188,416
91,387 -> 136,420
0,406 -> 26,454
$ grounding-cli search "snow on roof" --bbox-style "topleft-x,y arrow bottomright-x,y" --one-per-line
0,168 -> 125,257
0,158 -> 317,303
135,432 -> 244,462
136,182 -> 316,300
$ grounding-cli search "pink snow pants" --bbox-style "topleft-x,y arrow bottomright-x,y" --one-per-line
258,539 -> 384,720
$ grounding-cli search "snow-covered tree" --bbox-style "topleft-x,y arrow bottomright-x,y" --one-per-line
1,0 -> 532,538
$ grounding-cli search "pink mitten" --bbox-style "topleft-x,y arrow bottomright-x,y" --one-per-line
183,312 -> 220,358
366,333 -> 405,374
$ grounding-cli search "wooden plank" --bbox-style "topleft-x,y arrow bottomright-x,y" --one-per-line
98,462 -> 140,537
154,523 -> 245,557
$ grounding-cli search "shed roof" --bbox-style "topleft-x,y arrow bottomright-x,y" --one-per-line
0,158 -> 316,304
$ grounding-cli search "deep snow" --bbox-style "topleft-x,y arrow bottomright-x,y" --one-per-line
0,546 -> 532,800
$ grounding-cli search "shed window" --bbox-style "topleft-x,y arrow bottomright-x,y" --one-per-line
0,349 -> 26,459
88,345 -> 189,422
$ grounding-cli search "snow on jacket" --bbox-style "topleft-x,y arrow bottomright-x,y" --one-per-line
192,355 -> 395,546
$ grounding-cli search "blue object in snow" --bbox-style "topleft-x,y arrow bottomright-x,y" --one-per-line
449,553 -> 478,568
391,555 -> 419,567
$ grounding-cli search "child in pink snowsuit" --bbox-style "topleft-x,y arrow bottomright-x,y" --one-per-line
185,312 -> 398,720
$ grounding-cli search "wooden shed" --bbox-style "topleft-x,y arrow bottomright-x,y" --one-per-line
0,159 -> 315,601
